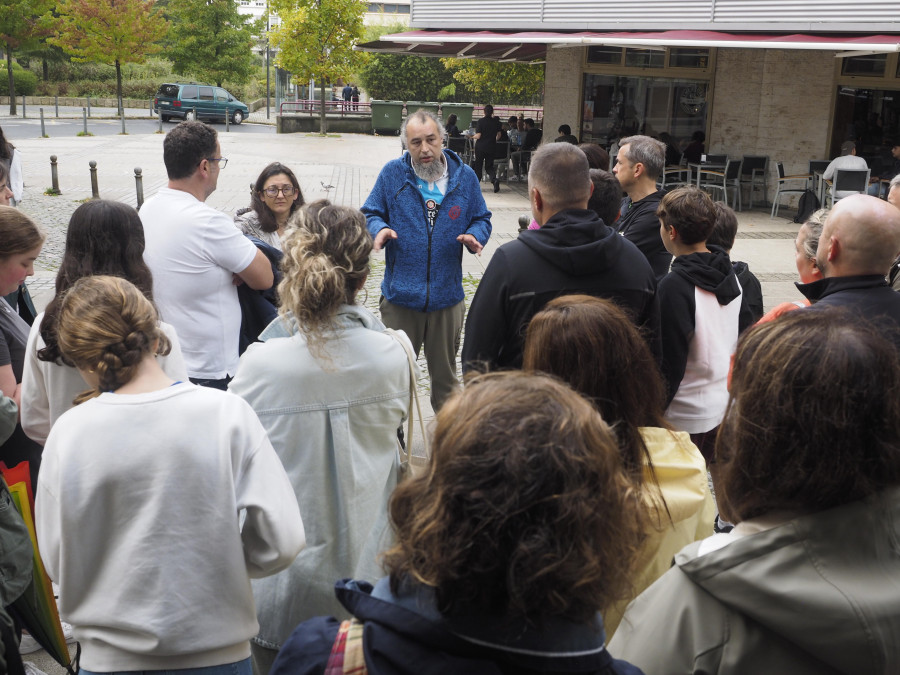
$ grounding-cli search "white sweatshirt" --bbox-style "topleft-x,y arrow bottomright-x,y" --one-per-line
35,382 -> 305,672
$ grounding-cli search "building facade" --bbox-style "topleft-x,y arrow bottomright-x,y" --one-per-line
361,1 -> 900,189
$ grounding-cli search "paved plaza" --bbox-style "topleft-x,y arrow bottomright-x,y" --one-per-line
1,117 -> 806,673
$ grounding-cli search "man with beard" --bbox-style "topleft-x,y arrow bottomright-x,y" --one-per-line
362,110 -> 492,410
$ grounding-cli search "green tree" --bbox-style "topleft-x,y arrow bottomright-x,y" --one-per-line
358,53 -> 458,102
166,0 -> 261,88
51,0 -> 168,116
0,0 -> 55,114
271,0 -> 365,134
443,58 -> 544,105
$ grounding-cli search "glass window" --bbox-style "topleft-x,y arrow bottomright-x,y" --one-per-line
842,54 -> 887,77
587,47 -> 623,65
180,85 -> 198,100
398,4 -> 410,12
624,48 -> 665,69
216,88 -> 229,101
830,86 -> 900,166
581,73 -> 708,148
669,48 -> 709,69
199,87 -> 214,101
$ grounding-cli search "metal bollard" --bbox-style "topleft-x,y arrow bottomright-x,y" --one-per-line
158,111 -> 163,133
82,108 -> 88,135
21,95 -> 25,119
148,99 -> 152,117
55,96 -> 59,118
89,160 -> 99,199
39,108 -> 46,137
49,155 -> 60,195
134,167 -> 144,209
87,97 -> 91,117
225,110 -> 230,132
120,113 -> 126,135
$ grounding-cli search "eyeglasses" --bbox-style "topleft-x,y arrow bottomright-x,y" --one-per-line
262,185 -> 296,197
206,157 -> 228,169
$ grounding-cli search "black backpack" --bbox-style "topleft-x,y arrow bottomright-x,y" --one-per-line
793,189 -> 820,224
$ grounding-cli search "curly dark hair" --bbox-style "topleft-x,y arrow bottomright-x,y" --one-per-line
249,162 -> 305,233
383,371 -> 646,624
163,121 -> 217,180
39,200 -> 154,365
716,307 -> 900,522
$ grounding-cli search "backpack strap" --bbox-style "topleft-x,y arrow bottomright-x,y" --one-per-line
324,618 -> 368,675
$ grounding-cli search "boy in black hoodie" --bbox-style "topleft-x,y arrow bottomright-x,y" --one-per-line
708,202 -> 764,323
657,187 -> 752,462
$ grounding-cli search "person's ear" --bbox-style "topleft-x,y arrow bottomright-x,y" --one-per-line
826,236 -> 840,262
532,186 -> 544,212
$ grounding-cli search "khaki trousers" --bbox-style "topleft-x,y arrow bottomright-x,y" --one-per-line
379,297 -> 465,411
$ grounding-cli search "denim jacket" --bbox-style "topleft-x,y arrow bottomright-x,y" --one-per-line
229,305 -> 412,648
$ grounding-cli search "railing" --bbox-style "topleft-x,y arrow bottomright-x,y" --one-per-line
280,100 -> 372,117
279,100 -> 544,124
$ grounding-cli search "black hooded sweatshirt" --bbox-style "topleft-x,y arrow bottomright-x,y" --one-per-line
658,247 -> 753,405
461,208 -> 660,372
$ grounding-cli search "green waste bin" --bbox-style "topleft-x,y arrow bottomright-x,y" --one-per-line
407,101 -> 440,119
371,100 -> 404,135
441,103 -> 474,131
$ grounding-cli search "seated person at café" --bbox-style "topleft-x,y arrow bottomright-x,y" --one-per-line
682,130 -> 705,164
659,132 -> 683,167
444,114 -> 461,138
510,118 -> 543,181
555,124 -> 578,144
823,140 -> 870,199
508,115 -> 523,148
870,139 -> 900,196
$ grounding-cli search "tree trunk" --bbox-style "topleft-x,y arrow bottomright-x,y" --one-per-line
115,59 -> 123,118
319,79 -> 327,135
42,58 -> 48,81
7,49 -> 16,116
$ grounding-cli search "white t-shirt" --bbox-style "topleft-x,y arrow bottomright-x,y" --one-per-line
35,383 -> 305,672
141,188 -> 257,378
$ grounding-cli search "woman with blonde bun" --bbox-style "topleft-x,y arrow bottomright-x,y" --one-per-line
34,275 -> 304,675
229,200 -> 412,675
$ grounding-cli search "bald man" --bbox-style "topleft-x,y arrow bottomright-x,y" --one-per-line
461,143 -> 659,371
798,194 -> 900,348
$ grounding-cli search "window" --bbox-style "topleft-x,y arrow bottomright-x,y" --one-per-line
181,85 -> 198,99
624,48 -> 665,69
581,73 -> 707,147
669,48 -> 709,69
587,47 -> 623,65
199,87 -> 214,101
842,54 -> 887,77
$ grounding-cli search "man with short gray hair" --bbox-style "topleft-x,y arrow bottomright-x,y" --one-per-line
462,143 -> 659,371
362,109 -> 492,410
614,135 -> 671,278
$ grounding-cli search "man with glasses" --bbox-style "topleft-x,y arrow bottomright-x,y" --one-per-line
140,121 -> 273,390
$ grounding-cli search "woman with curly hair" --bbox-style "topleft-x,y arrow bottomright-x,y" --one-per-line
34,275 -> 304,675
21,199 -> 188,446
271,371 -> 647,675
229,200 -> 412,675
234,162 -> 305,250
523,294 -> 715,637
611,308 -> 900,673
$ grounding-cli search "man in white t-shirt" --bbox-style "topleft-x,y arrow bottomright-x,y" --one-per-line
823,140 -> 870,201
140,121 -> 273,389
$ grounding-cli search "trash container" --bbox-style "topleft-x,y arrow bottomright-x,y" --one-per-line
407,101 -> 440,119
371,100 -> 404,135
441,103 -> 474,131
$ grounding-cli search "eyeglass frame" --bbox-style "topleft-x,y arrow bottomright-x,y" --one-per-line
201,157 -> 228,169
261,185 -> 297,198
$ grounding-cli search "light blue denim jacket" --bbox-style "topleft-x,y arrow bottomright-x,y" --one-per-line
229,304 -> 412,648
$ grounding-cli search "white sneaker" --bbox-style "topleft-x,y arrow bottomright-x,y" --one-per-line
18,632 -> 41,654
23,663 -> 49,675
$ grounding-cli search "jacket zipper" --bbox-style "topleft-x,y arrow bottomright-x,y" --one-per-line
421,180 -> 460,313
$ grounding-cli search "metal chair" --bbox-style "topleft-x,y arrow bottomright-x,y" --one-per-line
699,158 -> 743,210
771,162 -> 811,218
704,153 -> 728,165
494,141 -> 511,183
447,137 -> 466,156
807,159 -> 831,197
740,155 -> 769,209
658,157 -> 689,191
824,168 -> 871,208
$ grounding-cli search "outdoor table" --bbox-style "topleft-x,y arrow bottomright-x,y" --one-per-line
688,161 -> 727,187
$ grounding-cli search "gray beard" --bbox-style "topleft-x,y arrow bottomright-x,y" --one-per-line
413,155 -> 445,183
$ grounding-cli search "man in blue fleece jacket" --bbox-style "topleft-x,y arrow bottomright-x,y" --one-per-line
362,110 -> 492,410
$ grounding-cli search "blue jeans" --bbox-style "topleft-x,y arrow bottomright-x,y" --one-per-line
79,657 -> 251,675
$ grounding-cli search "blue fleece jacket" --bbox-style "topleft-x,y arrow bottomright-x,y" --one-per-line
362,149 -> 492,312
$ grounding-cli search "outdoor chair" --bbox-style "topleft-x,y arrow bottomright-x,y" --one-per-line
658,155 -> 689,191
771,161 -> 813,218
494,141 -> 512,183
739,155 -> 769,210
824,168 -> 871,208
808,159 -> 831,196
704,154 -> 728,165
699,158 -> 743,210
447,137 -> 467,156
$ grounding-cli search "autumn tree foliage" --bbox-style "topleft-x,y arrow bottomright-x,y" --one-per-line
0,0 -> 55,114
166,0 -> 261,88
51,0 -> 168,116
270,0 -> 365,134
442,58 -> 544,105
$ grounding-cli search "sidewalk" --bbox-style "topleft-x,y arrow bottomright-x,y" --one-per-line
0,103 -> 278,124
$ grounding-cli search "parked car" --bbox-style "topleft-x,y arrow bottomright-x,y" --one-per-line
153,83 -> 250,124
